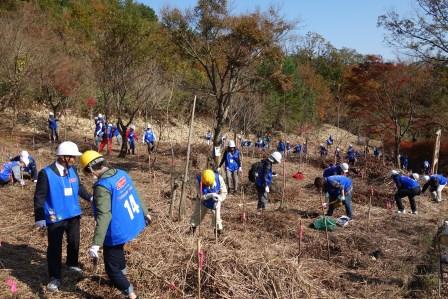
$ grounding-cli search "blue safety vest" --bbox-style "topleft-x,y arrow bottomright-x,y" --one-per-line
255,160 -> 273,188
43,166 -> 81,224
394,175 -> 420,190
323,165 -> 343,178
431,174 -> 448,185
144,130 -> 155,143
128,129 -> 136,142
277,142 -> 285,152
0,161 -> 19,182
48,117 -> 58,129
326,175 -> 352,197
225,150 -> 240,172
95,169 -> 145,246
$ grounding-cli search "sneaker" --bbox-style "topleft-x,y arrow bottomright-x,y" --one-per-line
397,210 -> 405,214
412,211 -> 418,215
188,226 -> 196,235
68,266 -> 83,274
47,278 -> 61,292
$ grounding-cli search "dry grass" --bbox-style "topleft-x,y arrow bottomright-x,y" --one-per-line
0,111 -> 447,298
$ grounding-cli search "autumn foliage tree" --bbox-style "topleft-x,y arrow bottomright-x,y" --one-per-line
343,56 -> 430,164
163,0 -> 292,161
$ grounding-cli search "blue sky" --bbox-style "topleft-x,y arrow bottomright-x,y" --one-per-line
140,0 -> 415,60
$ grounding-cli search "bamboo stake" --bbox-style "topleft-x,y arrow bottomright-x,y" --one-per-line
368,187 -> 373,232
298,219 -> 302,263
281,150 -> 286,209
197,238 -> 201,299
179,95 -> 197,220
319,190 -> 331,260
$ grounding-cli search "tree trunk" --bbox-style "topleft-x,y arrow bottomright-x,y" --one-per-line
118,122 -> 128,158
213,100 -> 227,166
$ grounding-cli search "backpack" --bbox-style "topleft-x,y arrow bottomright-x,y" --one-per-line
248,161 -> 264,183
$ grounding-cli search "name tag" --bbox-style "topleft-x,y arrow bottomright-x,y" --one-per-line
229,159 -> 234,163
64,188 -> 73,196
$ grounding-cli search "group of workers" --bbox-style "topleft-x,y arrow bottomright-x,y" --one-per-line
93,114 -> 156,156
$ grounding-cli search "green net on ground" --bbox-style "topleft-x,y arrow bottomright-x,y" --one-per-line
313,216 -> 337,231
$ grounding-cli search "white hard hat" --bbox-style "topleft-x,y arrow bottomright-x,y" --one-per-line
412,173 -> 420,180
341,163 -> 349,173
49,112 -> 54,116
56,141 -> 82,156
390,170 -> 400,177
20,150 -> 29,158
147,124 -> 152,129
130,124 -> 136,130
21,156 -> 30,166
269,151 -> 282,164
98,113 -> 103,118
423,175 -> 430,183
320,143 -> 324,147
349,144 -> 353,147
108,123 -> 112,127
228,140 -> 236,147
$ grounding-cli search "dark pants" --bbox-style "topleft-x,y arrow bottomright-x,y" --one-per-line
326,192 -> 353,219
395,187 -> 420,212
128,141 -> 135,155
103,244 -> 132,294
256,186 -> 268,209
47,216 -> 80,279
50,128 -> 59,143
146,142 -> 155,154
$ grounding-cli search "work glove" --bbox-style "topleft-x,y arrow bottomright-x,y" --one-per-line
33,179 -> 37,183
212,194 -> 222,202
265,186 -> 270,193
322,202 -> 328,209
325,192 -> 329,200
338,195 -> 346,201
88,245 -> 100,260
144,214 -> 151,227
238,167 -> 242,173
20,180 -> 25,186
35,220 -> 46,229
203,193 -> 215,201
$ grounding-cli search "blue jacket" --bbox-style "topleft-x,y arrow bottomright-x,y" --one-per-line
323,165 -> 344,178
294,144 -> 302,153
393,175 -> 420,190
277,141 -> 285,152
144,130 -> 156,144
347,148 -> 356,160
95,169 -> 145,246
11,155 -> 37,180
48,117 -> 58,129
326,175 -> 352,197
326,136 -> 333,145
255,159 -> 273,188
0,161 -> 20,182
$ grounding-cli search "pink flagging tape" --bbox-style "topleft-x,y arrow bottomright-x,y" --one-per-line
6,277 -> 17,293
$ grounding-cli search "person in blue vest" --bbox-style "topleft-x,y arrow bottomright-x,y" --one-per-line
324,175 -> 354,221
373,147 -> 381,159
423,160 -> 431,175
190,169 -> 227,235
0,158 -> 28,186
33,141 -> 92,292
219,140 -> 241,194
400,155 -> 409,170
422,174 -> 447,202
205,130 -> 212,145
10,150 -> 37,182
80,150 -> 150,299
277,140 -> 286,153
323,162 -> 349,178
326,135 -> 334,147
335,147 -> 342,162
319,144 -> 328,157
293,143 -> 302,154
390,170 -> 421,214
346,144 -> 357,165
94,114 -> 105,149
112,124 -> 122,146
254,151 -> 282,214
143,124 -> 156,154
126,125 -> 138,155
241,140 -> 252,147
48,112 -> 59,143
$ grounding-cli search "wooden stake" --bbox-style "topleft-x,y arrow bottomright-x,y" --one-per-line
368,187 -> 373,232
298,219 -> 303,263
281,151 -> 286,209
179,95 -> 197,220
319,191 -> 331,260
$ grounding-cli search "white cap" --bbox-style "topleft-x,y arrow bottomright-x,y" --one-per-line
56,141 -> 82,156
21,156 -> 30,166
269,151 -> 282,164
349,144 -> 353,147
108,123 -> 112,127
412,173 -> 420,180
130,124 -> 136,130
98,113 -> 103,118
147,124 -> 152,129
20,150 -> 29,158
228,140 -> 236,147
423,175 -> 430,183
390,170 -> 400,177
49,112 -> 54,116
341,163 -> 349,173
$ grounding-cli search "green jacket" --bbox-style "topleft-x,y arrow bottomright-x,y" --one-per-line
92,168 -> 148,246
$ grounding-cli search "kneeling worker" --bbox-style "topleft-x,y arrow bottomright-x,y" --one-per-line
80,150 -> 151,299
190,169 -> 227,236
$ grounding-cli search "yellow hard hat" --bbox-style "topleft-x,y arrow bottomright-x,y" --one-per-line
201,169 -> 215,186
80,150 -> 103,170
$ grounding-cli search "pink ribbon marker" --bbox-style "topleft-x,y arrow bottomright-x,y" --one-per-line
6,277 -> 17,294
